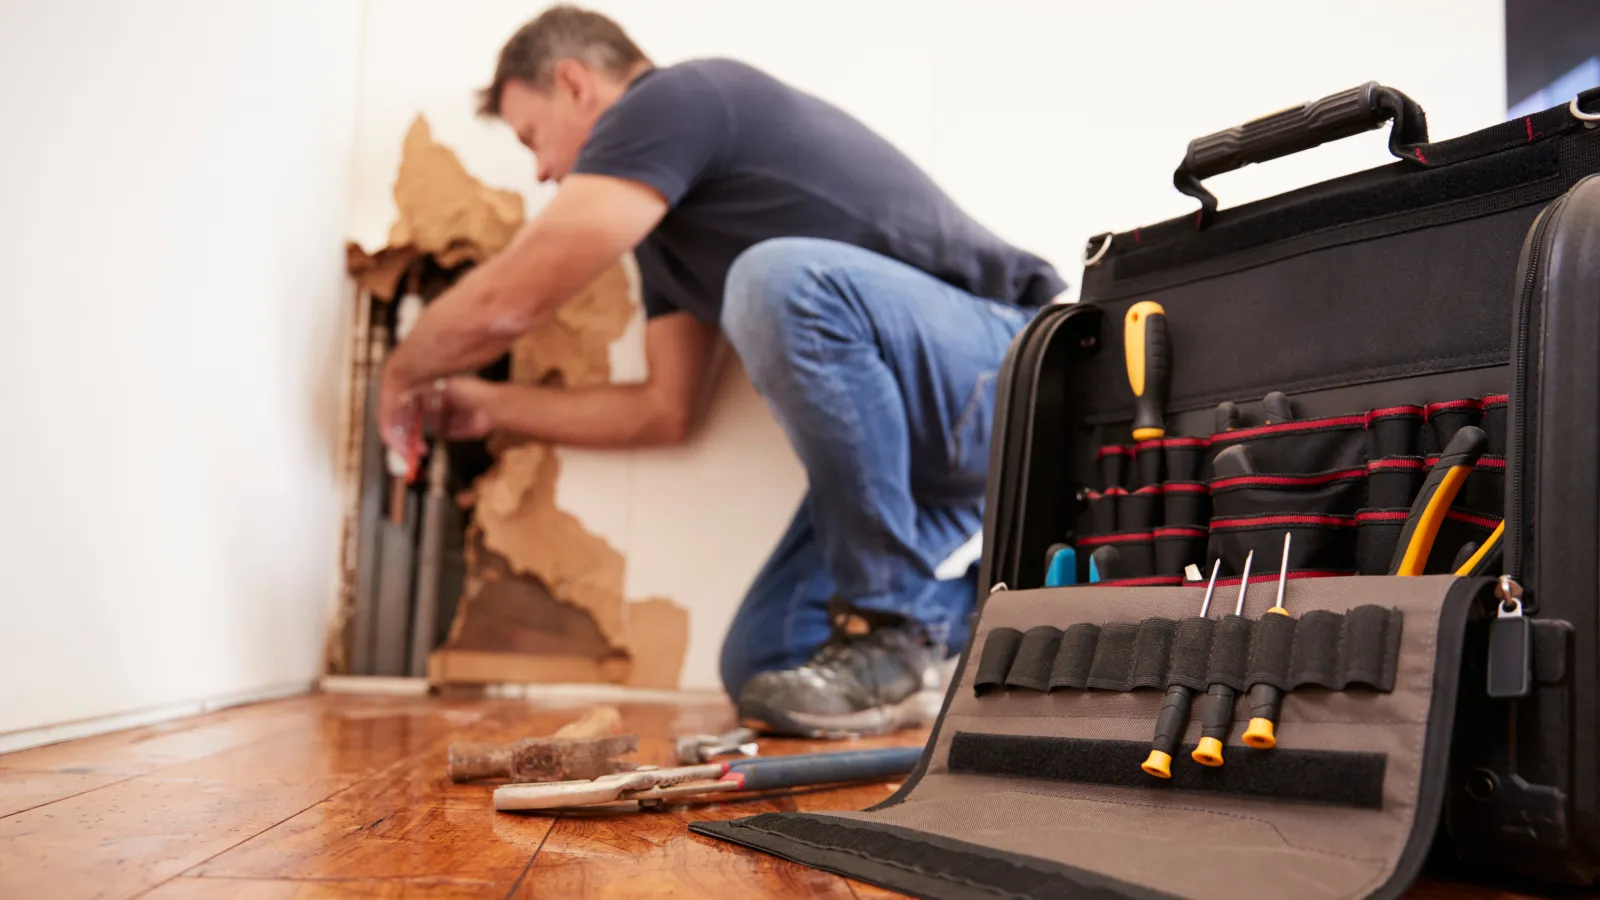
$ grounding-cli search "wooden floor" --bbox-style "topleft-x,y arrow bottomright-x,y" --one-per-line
0,691 -> 1551,899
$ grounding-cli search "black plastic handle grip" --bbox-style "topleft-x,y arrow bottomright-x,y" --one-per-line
1199,683 -> 1236,742
1387,426 -> 1487,575
1185,83 -> 1387,180
1150,684 -> 1194,757
1242,683 -> 1284,749
1174,82 -> 1429,223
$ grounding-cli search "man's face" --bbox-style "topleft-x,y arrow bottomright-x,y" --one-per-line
499,63 -> 603,184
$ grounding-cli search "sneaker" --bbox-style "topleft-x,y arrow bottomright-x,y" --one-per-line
736,599 -> 948,738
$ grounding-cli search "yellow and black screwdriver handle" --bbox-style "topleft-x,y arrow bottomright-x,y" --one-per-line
1124,301 -> 1172,442
1141,682 -> 1194,778
1388,425 -> 1488,576
1242,603 -> 1291,750
1192,683 -> 1234,767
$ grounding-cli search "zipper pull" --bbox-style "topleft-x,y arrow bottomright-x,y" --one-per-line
1486,575 -> 1532,699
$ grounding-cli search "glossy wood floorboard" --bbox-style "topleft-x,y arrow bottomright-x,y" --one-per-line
0,692 -> 1551,899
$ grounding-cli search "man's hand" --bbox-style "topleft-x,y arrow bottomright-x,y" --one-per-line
375,173 -> 669,455
436,376 -> 501,440
377,363 -> 427,457
378,371 -> 505,453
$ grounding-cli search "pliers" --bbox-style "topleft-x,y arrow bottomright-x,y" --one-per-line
493,745 -> 923,812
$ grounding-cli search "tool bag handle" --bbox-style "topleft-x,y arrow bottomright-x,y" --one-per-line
1173,82 -> 1430,226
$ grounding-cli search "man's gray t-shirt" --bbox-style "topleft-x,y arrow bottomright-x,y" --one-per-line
571,59 -> 1065,323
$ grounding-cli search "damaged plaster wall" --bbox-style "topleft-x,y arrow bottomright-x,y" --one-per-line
350,118 -> 691,687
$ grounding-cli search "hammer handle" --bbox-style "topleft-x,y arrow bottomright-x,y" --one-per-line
552,706 -> 622,739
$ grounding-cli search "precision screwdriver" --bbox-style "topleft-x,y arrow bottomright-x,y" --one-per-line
1142,560 -> 1221,778
1193,550 -> 1252,767
1243,533 -> 1293,749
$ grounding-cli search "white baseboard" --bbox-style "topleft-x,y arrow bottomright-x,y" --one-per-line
318,674 -> 727,707
318,674 -> 431,696
0,680 -> 316,756
481,682 -> 728,705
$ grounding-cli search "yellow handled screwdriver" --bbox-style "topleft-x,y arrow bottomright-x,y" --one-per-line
1124,301 -> 1172,441
1193,549 -> 1253,767
1389,426 -> 1488,576
1142,560 -> 1221,778
1243,533 -> 1293,749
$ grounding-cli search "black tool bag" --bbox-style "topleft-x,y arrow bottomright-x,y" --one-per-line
694,84 -> 1600,898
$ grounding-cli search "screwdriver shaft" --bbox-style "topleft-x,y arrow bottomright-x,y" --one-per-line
1244,532 -> 1294,750
1233,550 -> 1255,616
1276,533 -> 1291,610
1198,559 -> 1220,618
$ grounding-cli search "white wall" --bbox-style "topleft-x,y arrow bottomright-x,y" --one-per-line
0,0 -> 363,735
351,0 -> 1506,690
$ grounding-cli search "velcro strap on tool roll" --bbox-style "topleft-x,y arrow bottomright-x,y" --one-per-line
1128,618 -> 1178,689
1004,626 -> 1063,692
1206,615 -> 1254,691
1245,612 -> 1297,690
949,732 -> 1386,810
1087,624 -> 1141,690
974,627 -> 1022,696
1049,624 -> 1102,690
973,607 -> 1403,696
1168,617 -> 1215,690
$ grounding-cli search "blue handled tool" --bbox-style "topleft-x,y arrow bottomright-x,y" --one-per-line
493,745 -> 923,812
1044,543 -> 1077,587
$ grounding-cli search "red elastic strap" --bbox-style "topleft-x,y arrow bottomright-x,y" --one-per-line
1424,398 -> 1483,420
1211,514 -> 1356,529
1213,570 -> 1349,587
1367,458 -> 1425,472
1211,467 -> 1364,490
1446,510 -> 1502,530
1366,405 -> 1425,422
1092,575 -> 1184,587
1078,532 -> 1154,546
1211,414 -> 1366,444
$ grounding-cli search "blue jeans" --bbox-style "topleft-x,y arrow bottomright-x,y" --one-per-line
717,237 -> 1035,699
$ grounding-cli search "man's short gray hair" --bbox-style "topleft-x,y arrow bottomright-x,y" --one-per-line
478,5 -> 651,117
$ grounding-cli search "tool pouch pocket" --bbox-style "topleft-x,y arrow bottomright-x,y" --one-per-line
697,576 -> 1492,900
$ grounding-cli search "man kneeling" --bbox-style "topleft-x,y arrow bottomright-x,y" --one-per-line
379,5 -> 1065,737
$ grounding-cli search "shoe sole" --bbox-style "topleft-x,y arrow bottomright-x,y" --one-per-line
739,687 -> 945,740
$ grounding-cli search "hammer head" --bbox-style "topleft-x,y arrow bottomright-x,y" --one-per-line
674,727 -> 759,765
509,734 -> 639,782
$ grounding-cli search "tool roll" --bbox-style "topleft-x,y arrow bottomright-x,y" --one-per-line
696,85 -> 1600,897
705,577 -> 1479,900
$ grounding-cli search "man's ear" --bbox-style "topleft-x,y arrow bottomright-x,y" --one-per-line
551,58 -> 593,107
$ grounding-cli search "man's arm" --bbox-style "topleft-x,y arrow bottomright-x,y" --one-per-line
441,311 -> 719,447
377,173 -> 668,451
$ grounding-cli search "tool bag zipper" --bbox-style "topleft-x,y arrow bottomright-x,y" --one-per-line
1505,198 -> 1562,598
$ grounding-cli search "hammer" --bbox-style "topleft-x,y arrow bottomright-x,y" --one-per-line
448,706 -> 638,783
